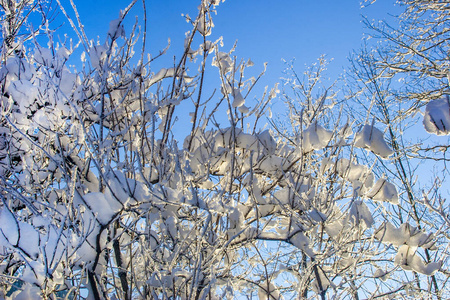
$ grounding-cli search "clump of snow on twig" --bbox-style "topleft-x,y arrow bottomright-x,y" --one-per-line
423,97 -> 450,135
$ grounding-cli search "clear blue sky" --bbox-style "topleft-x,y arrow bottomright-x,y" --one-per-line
61,0 -> 399,84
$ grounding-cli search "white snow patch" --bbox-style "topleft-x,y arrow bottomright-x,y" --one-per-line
308,209 -> 327,223
212,52 -> 233,74
273,187 -> 291,205
423,97 -> 450,135
196,13 -> 214,36
0,208 -> 40,259
12,283 -> 42,299
395,245 -> 442,275
334,158 -> 374,195
82,192 -> 118,225
257,155 -> 287,174
257,130 -> 277,153
7,80 -> 40,114
367,178 -> 398,204
325,220 -> 343,238
108,18 -> 126,39
348,200 -> 374,228
258,282 -> 283,300
311,267 -> 331,294
290,231 -> 315,258
232,88 -> 245,108
354,124 -> 393,158
375,222 -> 435,248
301,123 -> 333,152
89,44 -> 107,69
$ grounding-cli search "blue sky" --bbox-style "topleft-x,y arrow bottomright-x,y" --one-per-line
64,0 -> 399,85
52,0 -> 402,138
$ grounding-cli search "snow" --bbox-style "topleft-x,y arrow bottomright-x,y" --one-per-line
0,207 -> 18,247
82,192 -> 118,225
21,260 -> 46,286
189,144 -> 213,175
257,130 -> 277,153
196,13 -> 214,36
236,132 -> 259,150
33,46 -> 54,66
238,104 -> 250,114
334,158 -> 374,195
11,284 -> 42,300
42,225 -> 67,268
71,220 -> 108,265
56,46 -> 71,60
148,272 -> 175,289
273,187 -> 291,205
375,222 -> 435,249
89,44 -> 108,69
325,220 -> 343,238
367,178 -> 398,204
348,200 -> 374,228
232,88 -> 245,108
0,208 -> 40,259
311,267 -> 331,294
228,206 -> 244,232
301,123 -> 333,152
308,209 -> 327,223
423,97 -> 450,135
290,231 -> 315,258
354,124 -> 394,158
108,18 -> 126,39
214,127 -> 264,152
164,215 -> 179,239
0,1 -> 445,297
373,268 -> 388,281
7,80 -> 40,114
336,255 -> 354,270
58,69 -> 78,96
105,170 -> 152,207
257,154 -> 287,174
395,245 -> 442,275
258,282 -> 283,300
32,215 -> 50,228
212,52 -> 233,74
148,68 -> 177,86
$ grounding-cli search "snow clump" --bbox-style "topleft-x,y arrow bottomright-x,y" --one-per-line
354,124 -> 394,158
423,97 -> 450,135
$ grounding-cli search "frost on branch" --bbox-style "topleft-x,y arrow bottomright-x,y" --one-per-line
423,97 -> 450,135
196,10 -> 214,36
212,51 -> 234,74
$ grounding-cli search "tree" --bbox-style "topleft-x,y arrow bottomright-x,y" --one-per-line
0,0 -> 446,299
343,0 -> 450,298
